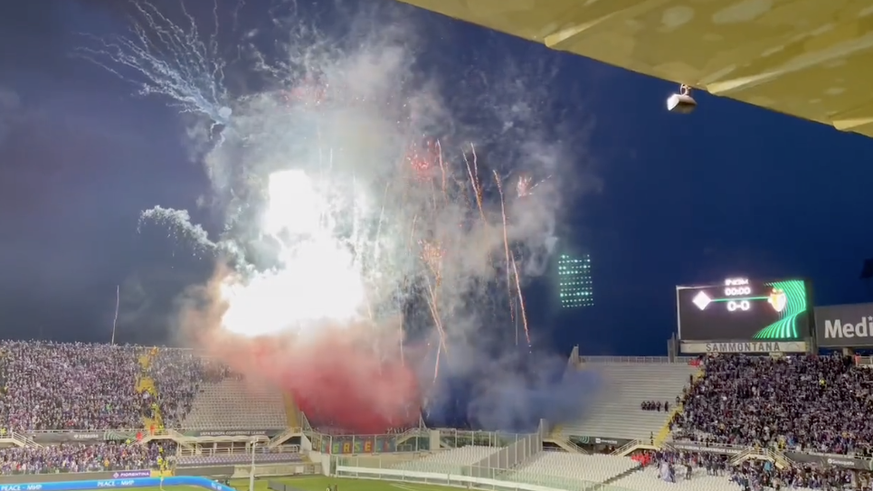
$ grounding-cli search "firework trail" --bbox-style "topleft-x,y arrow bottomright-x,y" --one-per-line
91,0 -> 593,432
494,170 -> 514,315
76,0 -> 234,129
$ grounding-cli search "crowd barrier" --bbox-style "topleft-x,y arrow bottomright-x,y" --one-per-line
336,466 -> 567,491
0,477 -> 235,491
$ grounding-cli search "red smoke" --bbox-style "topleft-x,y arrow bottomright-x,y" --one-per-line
203,321 -> 421,434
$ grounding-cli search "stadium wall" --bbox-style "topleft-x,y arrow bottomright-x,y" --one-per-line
336,466 -> 563,491
0,477 -> 234,491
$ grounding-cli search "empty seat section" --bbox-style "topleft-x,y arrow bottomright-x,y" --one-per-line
395,446 -> 500,474
562,362 -> 697,441
512,453 -> 638,485
181,379 -> 287,430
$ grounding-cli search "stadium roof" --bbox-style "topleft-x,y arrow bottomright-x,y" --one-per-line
397,0 -> 873,139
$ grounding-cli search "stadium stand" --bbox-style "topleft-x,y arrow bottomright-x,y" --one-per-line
0,341 -> 147,430
5,338 -> 873,491
177,449 -> 304,466
0,441 -> 174,474
672,353 -> 873,455
615,448 -> 872,491
180,378 -> 288,430
395,446 -> 501,474
559,360 -> 697,442
612,461 -> 738,491
511,453 -> 639,483
147,348 -> 223,428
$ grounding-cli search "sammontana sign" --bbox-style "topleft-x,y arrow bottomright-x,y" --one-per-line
680,341 -> 807,354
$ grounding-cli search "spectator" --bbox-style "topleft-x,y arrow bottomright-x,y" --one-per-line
641,401 -> 666,412
634,448 -> 868,490
0,441 -> 175,475
147,350 -> 225,427
672,353 -> 873,456
0,341 -> 149,430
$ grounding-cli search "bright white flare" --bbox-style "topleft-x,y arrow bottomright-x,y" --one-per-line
264,169 -> 323,235
220,170 -> 367,337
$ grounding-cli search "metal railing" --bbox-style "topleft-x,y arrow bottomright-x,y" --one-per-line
611,440 -> 641,455
178,444 -> 300,457
767,448 -> 791,468
268,427 -> 302,447
10,430 -> 41,448
336,457 -> 631,491
562,438 -> 589,454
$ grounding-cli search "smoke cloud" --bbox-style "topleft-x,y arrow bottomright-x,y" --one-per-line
88,0 -> 599,432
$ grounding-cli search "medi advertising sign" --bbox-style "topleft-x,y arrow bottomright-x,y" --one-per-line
815,303 -> 873,348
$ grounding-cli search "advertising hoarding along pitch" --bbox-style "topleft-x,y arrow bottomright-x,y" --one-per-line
677,277 -> 810,341
815,303 -> 873,348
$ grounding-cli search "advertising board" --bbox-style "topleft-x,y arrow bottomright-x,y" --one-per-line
0,477 -> 233,491
571,435 -> 634,447
668,441 -> 744,455
814,303 -> 873,348
28,433 -> 103,444
784,451 -> 873,471
679,341 -> 808,354
185,430 -> 278,437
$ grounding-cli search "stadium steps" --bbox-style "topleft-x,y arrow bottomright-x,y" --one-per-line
543,436 -> 588,454
657,364 -> 703,445
283,392 -> 301,428
596,465 -> 643,488
5,430 -> 41,448
137,348 -> 163,430
545,422 -> 590,453
561,362 -> 697,442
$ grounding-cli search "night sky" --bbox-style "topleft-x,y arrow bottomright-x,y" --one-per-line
2,0 -> 873,355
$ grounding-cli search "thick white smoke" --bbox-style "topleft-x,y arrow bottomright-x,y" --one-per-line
88,0 -> 593,431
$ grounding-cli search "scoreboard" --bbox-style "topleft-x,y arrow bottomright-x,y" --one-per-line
677,277 -> 810,341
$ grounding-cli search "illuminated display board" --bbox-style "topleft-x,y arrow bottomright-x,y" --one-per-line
558,253 -> 593,309
677,277 -> 810,340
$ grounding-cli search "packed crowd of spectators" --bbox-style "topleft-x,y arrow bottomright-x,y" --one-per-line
638,448 -> 867,490
0,341 -> 241,431
671,353 -> 873,456
0,341 -> 149,431
0,441 -> 174,475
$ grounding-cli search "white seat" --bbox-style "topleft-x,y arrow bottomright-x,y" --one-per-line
509,453 -> 638,485
394,446 -> 501,474
181,379 -> 287,430
562,362 -> 698,441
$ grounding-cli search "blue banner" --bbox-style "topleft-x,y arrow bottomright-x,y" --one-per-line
0,477 -> 235,491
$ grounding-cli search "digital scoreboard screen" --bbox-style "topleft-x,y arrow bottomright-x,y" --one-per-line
677,278 -> 810,341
